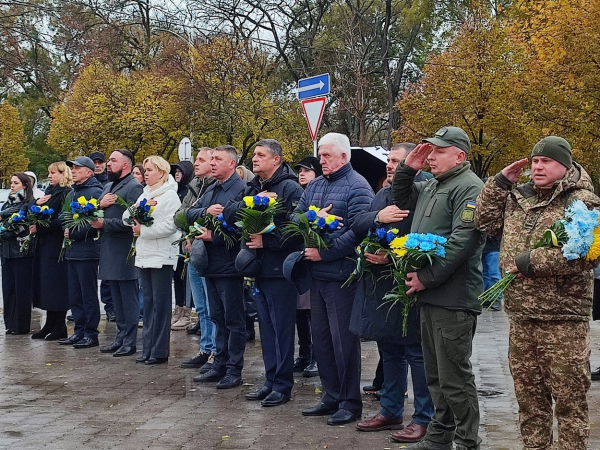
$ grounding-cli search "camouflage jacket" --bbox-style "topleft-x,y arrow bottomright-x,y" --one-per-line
475,162 -> 600,321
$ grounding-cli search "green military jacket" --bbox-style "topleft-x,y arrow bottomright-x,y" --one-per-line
475,162 -> 600,321
392,161 -> 485,312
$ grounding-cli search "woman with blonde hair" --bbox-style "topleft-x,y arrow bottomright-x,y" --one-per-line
125,155 -> 180,365
30,161 -> 74,340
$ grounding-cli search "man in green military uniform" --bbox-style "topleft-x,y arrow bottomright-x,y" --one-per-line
392,126 -> 484,450
476,136 -> 600,450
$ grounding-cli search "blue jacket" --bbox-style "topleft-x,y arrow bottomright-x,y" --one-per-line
294,163 -> 374,281
62,176 -> 103,261
224,163 -> 304,278
187,173 -> 246,277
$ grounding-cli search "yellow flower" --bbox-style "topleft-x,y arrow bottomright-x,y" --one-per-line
77,196 -> 87,206
10,213 -> 19,219
389,228 -> 399,235
587,226 -> 600,261
325,215 -> 335,224
40,205 -> 49,211
244,196 -> 254,208
390,235 -> 408,257
89,198 -> 98,207
73,213 -> 80,220
268,197 -> 276,206
308,205 -> 320,213
149,206 -> 155,213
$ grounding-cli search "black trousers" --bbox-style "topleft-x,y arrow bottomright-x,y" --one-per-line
2,256 -> 33,333
310,279 -> 362,415
140,266 -> 173,359
100,280 -> 113,313
205,276 -> 245,377
109,279 -> 139,348
67,259 -> 100,339
255,277 -> 296,396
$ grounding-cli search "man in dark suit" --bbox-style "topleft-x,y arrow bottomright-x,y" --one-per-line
187,145 -> 246,389
91,149 -> 144,357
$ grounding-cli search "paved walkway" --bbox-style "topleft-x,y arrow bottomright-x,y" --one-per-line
1,305 -> 600,449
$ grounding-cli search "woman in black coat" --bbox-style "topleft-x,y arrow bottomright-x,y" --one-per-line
30,162 -> 73,340
0,173 -> 35,335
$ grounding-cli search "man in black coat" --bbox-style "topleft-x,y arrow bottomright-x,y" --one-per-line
224,139 -> 304,406
350,143 -> 434,442
59,157 -> 103,348
91,149 -> 144,357
187,145 -> 246,389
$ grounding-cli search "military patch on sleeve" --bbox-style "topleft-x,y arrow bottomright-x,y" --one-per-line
466,201 -> 476,209
461,207 -> 475,222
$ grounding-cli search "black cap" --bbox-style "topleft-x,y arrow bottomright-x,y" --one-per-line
283,251 -> 312,295
294,156 -> 323,177
66,156 -> 95,171
89,152 -> 105,162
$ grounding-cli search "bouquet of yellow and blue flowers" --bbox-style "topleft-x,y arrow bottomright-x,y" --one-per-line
235,195 -> 283,241
59,196 -> 104,261
20,204 -> 55,252
383,233 -> 447,336
343,226 -> 401,287
173,212 -> 237,248
283,205 -> 341,249
479,199 -> 600,308
0,209 -> 27,240
118,197 -> 155,262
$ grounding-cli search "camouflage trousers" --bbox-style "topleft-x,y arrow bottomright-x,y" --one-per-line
508,319 -> 591,450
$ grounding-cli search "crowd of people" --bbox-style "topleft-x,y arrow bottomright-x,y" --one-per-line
1,128 -> 600,449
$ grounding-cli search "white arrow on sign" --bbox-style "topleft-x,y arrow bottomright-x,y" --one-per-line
301,96 -> 327,142
295,80 -> 325,94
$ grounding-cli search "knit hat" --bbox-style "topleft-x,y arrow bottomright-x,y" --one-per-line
531,136 -> 572,169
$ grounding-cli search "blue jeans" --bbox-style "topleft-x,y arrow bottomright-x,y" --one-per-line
379,340 -> 434,427
482,251 -> 502,308
138,279 -> 144,321
188,264 -> 215,354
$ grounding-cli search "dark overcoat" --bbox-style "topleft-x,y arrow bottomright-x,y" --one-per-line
98,174 -> 144,281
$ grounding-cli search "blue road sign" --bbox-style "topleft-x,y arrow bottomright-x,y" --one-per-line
297,73 -> 330,100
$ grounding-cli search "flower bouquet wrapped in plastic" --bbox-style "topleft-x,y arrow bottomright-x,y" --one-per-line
20,204 -> 54,252
479,199 -> 600,308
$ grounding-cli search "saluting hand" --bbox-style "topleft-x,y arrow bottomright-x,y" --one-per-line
501,158 -> 529,183
404,143 -> 431,171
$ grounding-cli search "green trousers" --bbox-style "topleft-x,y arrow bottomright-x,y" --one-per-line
419,303 -> 481,450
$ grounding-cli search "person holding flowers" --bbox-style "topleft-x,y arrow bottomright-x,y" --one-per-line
294,133 -> 374,426
224,139 -> 304,406
475,136 -> 600,450
350,143 -> 434,442
91,149 -> 143,357
30,162 -> 73,340
126,155 -> 180,365
0,173 -> 35,335
187,145 -> 246,388
392,126 -> 485,450
58,156 -> 104,348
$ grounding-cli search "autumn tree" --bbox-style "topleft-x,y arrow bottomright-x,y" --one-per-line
0,101 -> 29,185
396,2 -> 536,177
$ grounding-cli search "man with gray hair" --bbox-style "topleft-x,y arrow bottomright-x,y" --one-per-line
295,132 -> 374,425
224,138 -> 304,406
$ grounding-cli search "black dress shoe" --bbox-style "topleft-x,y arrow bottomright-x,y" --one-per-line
261,391 -> 290,407
246,386 -> 272,401
58,334 -> 83,345
302,402 -> 338,416
592,366 -> 600,381
293,356 -> 311,372
216,374 -> 242,389
100,342 -> 121,353
106,311 -> 116,322
113,346 -> 136,357
186,322 -> 200,335
66,315 -> 74,322
136,356 -> 149,363
73,337 -> 99,348
194,368 -> 224,382
327,409 -> 360,426
145,357 -> 168,365
180,352 -> 209,368
11,330 -> 30,335
302,361 -> 319,378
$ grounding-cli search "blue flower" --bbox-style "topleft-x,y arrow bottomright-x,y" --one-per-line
140,198 -> 147,208
306,210 -> 317,221
83,203 -> 94,213
436,246 -> 446,258
404,234 -> 420,249
30,205 -> 41,214
329,220 -> 340,230
70,201 -> 80,211
253,196 -> 261,206
43,208 -> 54,215
376,228 -> 387,239
435,235 -> 448,245
317,217 -> 326,228
143,204 -> 150,213
386,231 -> 396,243
217,213 -> 224,221
261,196 -> 270,206
419,241 -> 435,252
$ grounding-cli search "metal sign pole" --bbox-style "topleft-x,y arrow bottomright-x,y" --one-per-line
313,140 -> 318,157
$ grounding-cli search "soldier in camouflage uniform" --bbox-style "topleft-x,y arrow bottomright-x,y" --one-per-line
475,136 -> 600,450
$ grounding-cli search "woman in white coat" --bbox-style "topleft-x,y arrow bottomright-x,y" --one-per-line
124,156 -> 181,365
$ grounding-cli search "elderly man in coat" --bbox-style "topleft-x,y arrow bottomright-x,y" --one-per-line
295,133 -> 374,426
91,149 -> 143,357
